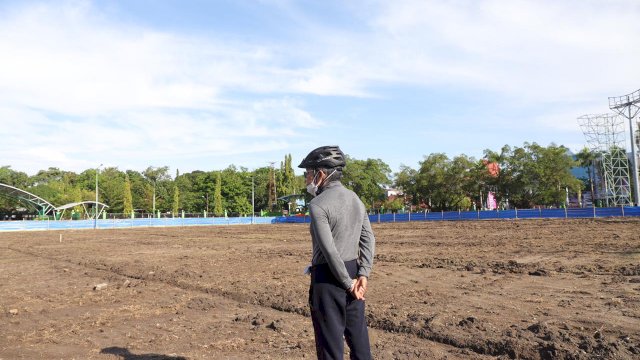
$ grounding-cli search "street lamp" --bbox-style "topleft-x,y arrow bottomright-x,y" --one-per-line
94,163 -> 103,229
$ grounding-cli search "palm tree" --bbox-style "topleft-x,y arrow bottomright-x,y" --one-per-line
576,147 -> 597,206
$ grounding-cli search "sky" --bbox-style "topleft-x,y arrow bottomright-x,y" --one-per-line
1,0 -> 639,177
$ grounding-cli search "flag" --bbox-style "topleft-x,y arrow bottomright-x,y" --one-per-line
487,192 -> 497,210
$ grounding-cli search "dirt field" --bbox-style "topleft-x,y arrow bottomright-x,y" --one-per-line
1,218 -> 639,359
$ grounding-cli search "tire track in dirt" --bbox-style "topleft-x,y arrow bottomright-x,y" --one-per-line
5,245 -> 516,358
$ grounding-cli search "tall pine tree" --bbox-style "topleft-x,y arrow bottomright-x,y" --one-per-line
123,174 -> 134,217
171,169 -> 180,216
213,172 -> 223,216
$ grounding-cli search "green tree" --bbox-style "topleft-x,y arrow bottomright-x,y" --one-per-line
0,166 -> 31,212
415,153 -> 449,210
126,170 -> 149,214
213,172 -> 223,216
278,154 -> 297,196
123,174 -> 134,216
220,166 -> 250,215
252,167 -> 271,212
382,197 -> 404,213
575,147 -> 597,204
394,165 -> 418,207
96,167 -> 126,213
342,156 -> 391,211
142,166 -> 171,213
172,184 -> 180,216
445,155 -> 476,210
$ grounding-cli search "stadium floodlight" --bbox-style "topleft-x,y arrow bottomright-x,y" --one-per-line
578,114 -> 632,206
609,89 -> 640,206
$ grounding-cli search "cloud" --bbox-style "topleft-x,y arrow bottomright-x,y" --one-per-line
0,1 -> 324,173
295,0 -> 640,102
1,0 -> 638,174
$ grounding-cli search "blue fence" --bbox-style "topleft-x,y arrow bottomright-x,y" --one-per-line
0,216 -> 276,232
275,206 -> 640,224
1,207 -> 638,232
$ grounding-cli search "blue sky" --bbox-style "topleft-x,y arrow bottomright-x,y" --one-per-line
1,0 -> 639,176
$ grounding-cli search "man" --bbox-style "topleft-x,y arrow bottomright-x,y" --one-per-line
299,145 -> 375,360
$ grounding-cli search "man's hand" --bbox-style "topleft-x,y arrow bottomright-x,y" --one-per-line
350,276 -> 368,300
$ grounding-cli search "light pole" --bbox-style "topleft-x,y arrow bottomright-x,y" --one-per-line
94,163 -> 103,229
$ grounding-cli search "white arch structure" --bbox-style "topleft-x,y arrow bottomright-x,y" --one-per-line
0,183 -> 109,219
0,183 -> 56,215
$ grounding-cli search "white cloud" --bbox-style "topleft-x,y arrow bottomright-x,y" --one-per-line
297,0 -> 640,101
0,1 -> 325,174
1,0 -> 638,174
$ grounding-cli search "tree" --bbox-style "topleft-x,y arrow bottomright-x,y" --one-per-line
382,197 -> 404,213
220,166 -> 250,215
342,156 -> 391,211
445,155 -> 476,210
278,154 -> 297,196
126,170 -> 151,214
576,147 -> 597,204
267,164 -> 277,211
0,166 -> 31,212
123,174 -> 133,216
415,153 -> 449,210
213,172 -> 223,216
252,167 -> 272,212
394,165 -> 418,207
172,184 -> 180,216
142,166 -> 171,213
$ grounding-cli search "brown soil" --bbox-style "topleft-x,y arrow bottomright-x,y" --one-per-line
1,218 -> 639,359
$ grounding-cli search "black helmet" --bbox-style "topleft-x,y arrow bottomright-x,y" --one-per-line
298,145 -> 346,169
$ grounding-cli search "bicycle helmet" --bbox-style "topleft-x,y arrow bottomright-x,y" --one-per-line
298,145 -> 346,169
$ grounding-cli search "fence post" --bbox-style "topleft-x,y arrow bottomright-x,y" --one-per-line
458,209 -> 461,219
539,207 -> 542,218
408,211 -> 411,222
515,207 -> 518,219
377,212 -> 380,224
593,206 -> 596,218
393,212 -> 395,223
564,206 -> 568,219
621,205 -> 625,217
441,210 -> 444,220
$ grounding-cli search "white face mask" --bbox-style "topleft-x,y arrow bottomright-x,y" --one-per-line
306,171 -> 319,197
306,169 -> 336,197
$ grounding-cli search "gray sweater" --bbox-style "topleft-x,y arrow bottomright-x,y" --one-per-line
308,181 -> 376,289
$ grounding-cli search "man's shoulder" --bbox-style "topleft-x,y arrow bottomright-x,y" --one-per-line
316,183 -> 361,205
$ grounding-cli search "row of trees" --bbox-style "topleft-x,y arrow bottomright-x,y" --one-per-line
394,143 -> 582,211
0,161 -> 306,217
0,142 -> 597,217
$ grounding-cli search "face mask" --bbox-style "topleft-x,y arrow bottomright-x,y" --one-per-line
306,169 -> 337,197
306,171 -> 319,197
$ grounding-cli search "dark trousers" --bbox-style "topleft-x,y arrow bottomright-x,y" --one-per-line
309,260 -> 372,360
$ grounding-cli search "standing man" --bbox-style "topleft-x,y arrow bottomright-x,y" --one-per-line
299,145 -> 375,360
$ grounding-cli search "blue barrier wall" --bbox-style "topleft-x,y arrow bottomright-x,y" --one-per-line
275,206 -> 640,224
0,216 -> 276,232
1,207 -> 638,232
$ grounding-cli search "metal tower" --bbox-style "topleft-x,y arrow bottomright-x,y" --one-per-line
609,89 -> 640,206
578,114 -> 633,206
